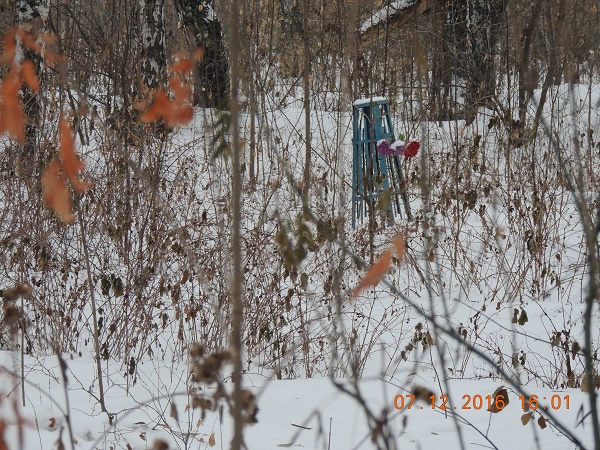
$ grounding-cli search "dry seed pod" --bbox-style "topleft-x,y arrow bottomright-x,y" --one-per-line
2,284 -> 32,301
192,395 -> 215,420
193,350 -> 232,384
2,305 -> 21,326
194,355 -> 220,383
190,343 -> 204,358
412,386 -> 435,404
191,396 -> 214,411
152,440 -> 169,450
241,389 -> 259,424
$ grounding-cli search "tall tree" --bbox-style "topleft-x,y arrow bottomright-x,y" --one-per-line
15,0 -> 49,173
140,0 -> 167,92
174,0 -> 229,108
450,0 -> 505,123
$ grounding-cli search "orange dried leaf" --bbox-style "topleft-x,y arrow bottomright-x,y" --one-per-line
42,160 -> 74,223
208,433 -> 216,447
193,47 -> 205,61
0,70 -> 25,141
18,31 -> 42,54
21,60 -> 39,92
141,87 -> 193,127
393,236 -> 405,262
171,105 -> 193,126
169,77 -> 191,99
59,120 -> 88,192
172,59 -> 194,74
39,33 -> 58,44
141,90 -> 171,123
353,248 -> 393,297
1,29 -> 17,63
43,50 -> 67,65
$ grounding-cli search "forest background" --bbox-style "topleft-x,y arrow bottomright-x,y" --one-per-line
0,0 -> 600,449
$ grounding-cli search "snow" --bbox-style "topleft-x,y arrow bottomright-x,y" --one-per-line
354,96 -> 388,106
1,72 -> 599,449
0,357 -> 596,449
360,0 -> 420,34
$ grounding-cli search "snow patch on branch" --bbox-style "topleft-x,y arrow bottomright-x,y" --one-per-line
360,0 -> 419,34
354,96 -> 388,106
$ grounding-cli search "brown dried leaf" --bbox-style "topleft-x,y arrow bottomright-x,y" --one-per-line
208,433 -> 216,447
537,416 -> 547,429
487,386 -> 508,413
353,248 -> 392,297
42,160 -> 74,223
427,249 -> 435,262
170,402 -> 178,422
141,83 -> 193,127
521,413 -> 532,425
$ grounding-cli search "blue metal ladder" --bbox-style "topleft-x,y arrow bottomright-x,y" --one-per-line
352,98 -> 412,227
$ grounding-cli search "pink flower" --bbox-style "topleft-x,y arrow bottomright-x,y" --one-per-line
391,140 -> 406,156
376,139 -> 394,155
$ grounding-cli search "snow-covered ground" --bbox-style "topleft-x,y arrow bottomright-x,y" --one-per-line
1,80 -> 600,450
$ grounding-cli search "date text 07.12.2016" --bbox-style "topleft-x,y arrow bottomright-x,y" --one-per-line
394,394 -> 570,411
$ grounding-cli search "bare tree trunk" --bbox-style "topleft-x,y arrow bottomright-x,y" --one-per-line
517,0 -> 543,130
15,0 -> 49,175
302,0 -> 311,209
228,1 -> 244,449
175,0 -> 229,108
140,0 -> 167,92
463,0 -> 504,124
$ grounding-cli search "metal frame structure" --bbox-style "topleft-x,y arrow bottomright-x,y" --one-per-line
352,98 -> 412,227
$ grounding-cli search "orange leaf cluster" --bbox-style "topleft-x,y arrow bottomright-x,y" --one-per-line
1,27 -> 65,66
353,248 -> 393,298
353,235 -> 407,298
140,48 -> 204,127
0,68 -> 26,141
41,120 -> 89,223
59,120 -> 89,192
0,27 -> 63,142
42,161 -> 73,222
